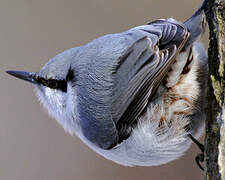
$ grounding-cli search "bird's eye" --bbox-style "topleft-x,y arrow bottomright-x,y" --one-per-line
48,79 -> 58,89
41,79 -> 48,86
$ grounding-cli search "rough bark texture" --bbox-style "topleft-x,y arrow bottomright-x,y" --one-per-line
204,0 -> 225,179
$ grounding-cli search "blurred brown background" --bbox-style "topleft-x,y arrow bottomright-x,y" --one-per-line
1,0 -> 207,180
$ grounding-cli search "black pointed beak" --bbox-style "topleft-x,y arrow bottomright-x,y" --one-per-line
6,70 -> 39,85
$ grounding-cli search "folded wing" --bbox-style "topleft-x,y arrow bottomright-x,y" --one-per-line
111,20 -> 189,142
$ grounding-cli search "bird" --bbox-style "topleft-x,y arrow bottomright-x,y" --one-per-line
7,0 -> 208,168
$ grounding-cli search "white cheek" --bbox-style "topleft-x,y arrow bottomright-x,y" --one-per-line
34,86 -> 67,128
34,85 -> 81,136
44,87 -> 66,115
34,87 -> 64,122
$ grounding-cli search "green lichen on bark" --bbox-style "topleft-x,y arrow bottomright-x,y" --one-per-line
211,75 -> 224,106
204,0 -> 225,179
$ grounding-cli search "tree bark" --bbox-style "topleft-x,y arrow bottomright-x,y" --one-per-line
204,0 -> 225,179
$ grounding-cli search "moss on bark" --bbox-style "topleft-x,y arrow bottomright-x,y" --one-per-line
204,0 -> 225,179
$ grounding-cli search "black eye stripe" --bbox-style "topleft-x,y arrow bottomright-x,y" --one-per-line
66,69 -> 74,82
34,70 -> 74,92
48,79 -> 58,88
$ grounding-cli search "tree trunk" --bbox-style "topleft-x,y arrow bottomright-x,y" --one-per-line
204,0 -> 225,179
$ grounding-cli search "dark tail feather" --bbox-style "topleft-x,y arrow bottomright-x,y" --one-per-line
183,0 -> 207,48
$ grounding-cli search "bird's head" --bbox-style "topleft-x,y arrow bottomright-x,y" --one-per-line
6,48 -> 82,135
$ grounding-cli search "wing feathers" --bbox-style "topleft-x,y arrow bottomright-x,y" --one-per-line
111,20 -> 189,143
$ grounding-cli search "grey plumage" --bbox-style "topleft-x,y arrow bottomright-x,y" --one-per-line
59,21 -> 189,149
6,0 -> 208,166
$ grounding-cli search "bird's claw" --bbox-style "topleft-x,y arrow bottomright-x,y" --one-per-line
195,153 -> 204,171
188,134 -> 205,171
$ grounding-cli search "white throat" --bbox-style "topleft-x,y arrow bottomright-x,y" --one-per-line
34,83 -> 82,135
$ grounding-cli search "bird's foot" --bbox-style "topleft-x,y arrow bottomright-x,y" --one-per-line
188,134 -> 204,171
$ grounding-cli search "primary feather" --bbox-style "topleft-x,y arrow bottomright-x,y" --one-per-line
111,21 -> 189,143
